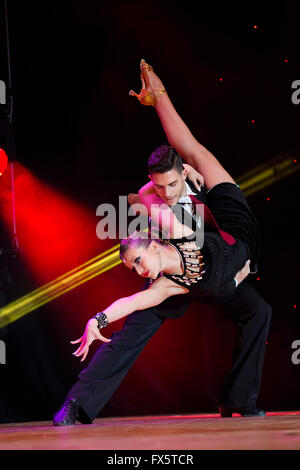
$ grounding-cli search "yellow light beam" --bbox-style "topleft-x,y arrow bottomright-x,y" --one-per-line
0,245 -> 122,328
0,153 -> 298,327
237,154 -> 299,197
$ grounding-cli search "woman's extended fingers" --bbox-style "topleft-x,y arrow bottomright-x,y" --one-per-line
80,347 -> 90,362
72,339 -> 87,357
70,329 -> 111,361
98,331 -> 111,343
73,342 -> 90,362
78,344 -> 89,362
70,336 -> 83,345
73,337 -> 109,362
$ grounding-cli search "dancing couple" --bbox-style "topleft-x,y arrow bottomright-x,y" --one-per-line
53,60 -> 271,425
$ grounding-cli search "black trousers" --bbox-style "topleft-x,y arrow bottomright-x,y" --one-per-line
66,281 -> 271,423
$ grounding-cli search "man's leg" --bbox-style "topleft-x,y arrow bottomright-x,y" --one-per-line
211,281 -> 272,409
55,297 -> 191,424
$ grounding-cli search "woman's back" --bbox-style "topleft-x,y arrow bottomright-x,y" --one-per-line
163,232 -> 248,296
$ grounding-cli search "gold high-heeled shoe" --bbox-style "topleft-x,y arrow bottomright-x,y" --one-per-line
129,59 -> 166,106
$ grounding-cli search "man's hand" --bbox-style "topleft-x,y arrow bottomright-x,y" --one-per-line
234,259 -> 251,287
71,318 -> 111,362
128,193 -> 141,206
127,193 -> 149,216
183,163 -> 204,191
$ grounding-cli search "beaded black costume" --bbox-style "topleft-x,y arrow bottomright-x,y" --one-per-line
166,239 -> 206,286
163,232 -> 248,296
162,182 -> 260,297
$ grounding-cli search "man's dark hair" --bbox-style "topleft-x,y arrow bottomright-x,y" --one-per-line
148,145 -> 184,175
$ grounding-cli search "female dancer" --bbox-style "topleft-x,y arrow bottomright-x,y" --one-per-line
70,61 -> 256,363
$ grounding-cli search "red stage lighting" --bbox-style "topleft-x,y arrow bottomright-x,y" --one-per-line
0,148 -> 8,176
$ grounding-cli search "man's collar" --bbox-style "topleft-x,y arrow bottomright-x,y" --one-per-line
178,181 -> 197,203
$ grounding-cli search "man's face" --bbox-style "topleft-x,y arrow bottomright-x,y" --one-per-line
150,169 -> 187,206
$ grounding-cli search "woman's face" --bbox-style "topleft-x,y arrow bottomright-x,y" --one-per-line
122,241 -> 161,279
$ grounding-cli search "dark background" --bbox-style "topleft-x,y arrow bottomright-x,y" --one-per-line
0,0 -> 299,422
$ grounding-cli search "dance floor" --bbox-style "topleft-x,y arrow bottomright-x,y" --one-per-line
0,411 -> 300,450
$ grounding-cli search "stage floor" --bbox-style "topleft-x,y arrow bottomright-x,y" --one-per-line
1,411 -> 300,450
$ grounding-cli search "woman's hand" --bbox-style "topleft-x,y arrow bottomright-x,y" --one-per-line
234,259 -> 251,286
70,318 -> 111,362
183,163 -> 204,191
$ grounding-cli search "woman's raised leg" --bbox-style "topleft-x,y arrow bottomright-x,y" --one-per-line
130,60 -> 236,190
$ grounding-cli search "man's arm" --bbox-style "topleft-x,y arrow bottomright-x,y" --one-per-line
138,181 -> 194,239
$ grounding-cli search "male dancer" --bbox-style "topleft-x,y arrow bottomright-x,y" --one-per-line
53,156 -> 271,425
53,63 -> 271,425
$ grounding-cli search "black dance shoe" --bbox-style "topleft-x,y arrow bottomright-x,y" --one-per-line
53,398 -> 80,426
218,405 -> 266,418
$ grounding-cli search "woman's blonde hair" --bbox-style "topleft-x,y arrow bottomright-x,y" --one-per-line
119,230 -> 169,260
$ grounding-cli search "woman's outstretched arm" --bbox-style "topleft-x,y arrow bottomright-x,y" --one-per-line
71,275 -> 187,361
130,60 -> 236,190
